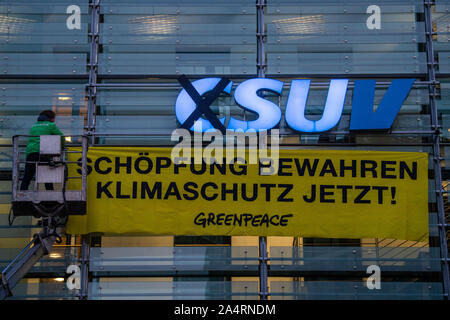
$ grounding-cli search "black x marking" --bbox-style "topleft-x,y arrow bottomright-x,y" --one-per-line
177,75 -> 231,134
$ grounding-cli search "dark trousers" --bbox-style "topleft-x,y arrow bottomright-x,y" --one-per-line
20,152 -> 54,191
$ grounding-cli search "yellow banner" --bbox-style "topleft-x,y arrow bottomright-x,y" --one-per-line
66,147 -> 429,241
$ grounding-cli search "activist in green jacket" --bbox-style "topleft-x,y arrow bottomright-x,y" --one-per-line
26,117 -> 64,156
20,110 -> 64,190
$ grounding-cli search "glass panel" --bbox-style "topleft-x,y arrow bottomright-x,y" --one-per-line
10,281 -> 79,300
0,115 -> 85,137
267,53 -> 426,75
0,83 -> 87,115
438,79 -> 450,134
266,0 -> 426,75
0,226 -> 39,238
0,246 -> 79,276
433,0 -> 450,74
0,146 -> 12,170
0,0 -> 89,75
99,0 -> 256,76
438,52 -> 450,74
89,280 -> 259,300
270,247 -> 441,271
0,54 -> 87,75
442,114 -> 450,140
0,213 -> 34,228
96,115 -> 176,134
266,0 -> 424,14
270,281 -> 443,300
90,246 -> 259,273
332,114 -> 431,132
99,53 -> 255,76
33,246 -> 79,273
97,86 -> 179,115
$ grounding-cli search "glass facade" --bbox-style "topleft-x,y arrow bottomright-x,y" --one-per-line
0,0 -> 449,300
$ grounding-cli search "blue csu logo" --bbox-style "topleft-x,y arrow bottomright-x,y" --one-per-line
175,75 -> 415,133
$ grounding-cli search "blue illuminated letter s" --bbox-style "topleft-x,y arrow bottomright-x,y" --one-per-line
230,78 -> 284,131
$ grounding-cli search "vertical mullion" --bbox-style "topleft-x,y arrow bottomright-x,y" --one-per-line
257,0 -> 269,301
79,0 -> 100,300
87,0 -> 100,135
257,0 -> 266,78
424,0 -> 450,300
79,235 -> 90,300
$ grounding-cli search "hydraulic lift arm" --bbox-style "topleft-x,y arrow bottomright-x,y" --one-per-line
0,217 -> 61,300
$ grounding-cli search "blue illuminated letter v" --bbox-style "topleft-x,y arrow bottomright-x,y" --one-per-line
349,79 -> 415,131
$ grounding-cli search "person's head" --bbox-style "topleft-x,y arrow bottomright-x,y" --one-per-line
37,110 -> 56,122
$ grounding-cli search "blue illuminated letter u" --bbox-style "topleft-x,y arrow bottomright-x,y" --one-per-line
285,79 -> 349,133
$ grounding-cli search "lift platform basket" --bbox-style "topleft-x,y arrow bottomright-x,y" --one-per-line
11,135 -> 88,218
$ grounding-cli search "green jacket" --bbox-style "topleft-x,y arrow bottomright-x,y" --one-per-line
25,121 -> 64,156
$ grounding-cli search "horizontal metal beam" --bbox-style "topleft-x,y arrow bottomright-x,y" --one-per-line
87,270 -> 441,279
88,130 -> 436,136
88,81 -> 435,89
